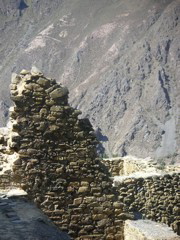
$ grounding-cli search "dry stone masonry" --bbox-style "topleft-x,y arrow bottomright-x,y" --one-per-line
8,69 -> 130,240
102,157 -> 180,235
0,69 -> 179,240
0,127 -> 19,190
114,173 -> 180,235
101,158 -> 124,177
101,157 -> 159,177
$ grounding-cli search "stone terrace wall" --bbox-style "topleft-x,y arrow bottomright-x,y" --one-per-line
101,158 -> 124,176
101,157 -> 157,177
122,157 -> 157,175
114,173 -> 180,235
8,69 -> 131,240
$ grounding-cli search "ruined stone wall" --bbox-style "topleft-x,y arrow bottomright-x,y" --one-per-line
0,137 -> 11,190
0,173 -> 11,191
101,158 -> 124,176
114,173 -> 180,235
8,69 -> 129,240
0,128 -> 18,190
122,158 -> 157,175
1,69 -> 179,239
101,157 -> 157,177
0,172 -> 11,190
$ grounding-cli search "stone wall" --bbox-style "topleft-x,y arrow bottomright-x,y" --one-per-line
114,173 -> 180,235
102,156 -> 180,177
101,158 -> 124,176
0,127 -> 18,190
101,157 -> 157,177
0,69 -> 179,239
122,157 -> 157,175
0,172 -> 11,190
7,69 -> 130,240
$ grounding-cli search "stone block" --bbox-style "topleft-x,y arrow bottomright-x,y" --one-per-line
73,198 -> 83,206
50,87 -> 69,99
92,214 -> 106,221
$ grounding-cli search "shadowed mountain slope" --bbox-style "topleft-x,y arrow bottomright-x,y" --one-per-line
0,0 -> 179,160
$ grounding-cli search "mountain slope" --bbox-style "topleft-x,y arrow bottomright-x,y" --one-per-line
0,0 -> 179,160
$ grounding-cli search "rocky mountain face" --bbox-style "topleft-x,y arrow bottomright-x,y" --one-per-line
0,0 -> 179,160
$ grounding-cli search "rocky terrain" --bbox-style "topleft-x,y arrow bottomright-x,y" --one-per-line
0,0 -> 179,160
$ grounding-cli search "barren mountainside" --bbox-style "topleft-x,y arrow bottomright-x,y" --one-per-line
0,0 -> 179,160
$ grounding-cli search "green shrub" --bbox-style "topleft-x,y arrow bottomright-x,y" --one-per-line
157,158 -> 166,170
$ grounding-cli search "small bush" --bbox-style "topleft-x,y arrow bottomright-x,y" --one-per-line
102,153 -> 109,158
157,158 -> 166,170
112,153 -> 119,157
170,159 -> 175,165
